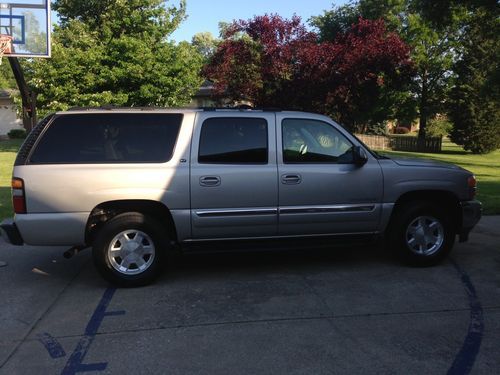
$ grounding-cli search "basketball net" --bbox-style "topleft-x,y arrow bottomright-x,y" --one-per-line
0,34 -> 13,65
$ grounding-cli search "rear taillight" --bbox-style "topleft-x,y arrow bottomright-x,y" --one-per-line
467,175 -> 477,199
12,178 -> 26,214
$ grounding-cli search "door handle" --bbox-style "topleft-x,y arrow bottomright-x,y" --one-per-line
200,176 -> 221,187
281,174 -> 302,184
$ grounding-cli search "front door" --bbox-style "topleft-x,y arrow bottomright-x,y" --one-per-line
190,112 -> 278,239
277,114 -> 384,236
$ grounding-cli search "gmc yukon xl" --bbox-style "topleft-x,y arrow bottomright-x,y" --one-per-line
0,108 -> 482,286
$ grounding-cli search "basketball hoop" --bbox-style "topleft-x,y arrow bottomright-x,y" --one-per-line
0,34 -> 13,65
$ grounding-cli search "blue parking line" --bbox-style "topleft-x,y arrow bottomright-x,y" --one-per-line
447,260 -> 484,375
61,287 -> 125,375
37,333 -> 66,359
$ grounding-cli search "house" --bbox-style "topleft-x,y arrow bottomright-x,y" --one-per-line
0,89 -> 23,136
188,80 -> 253,108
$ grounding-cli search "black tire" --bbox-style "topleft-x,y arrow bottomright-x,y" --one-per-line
92,212 -> 169,287
388,201 -> 455,266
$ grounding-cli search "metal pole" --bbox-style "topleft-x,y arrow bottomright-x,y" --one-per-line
7,56 -> 36,132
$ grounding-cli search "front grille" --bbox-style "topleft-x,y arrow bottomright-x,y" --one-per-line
14,114 -> 54,166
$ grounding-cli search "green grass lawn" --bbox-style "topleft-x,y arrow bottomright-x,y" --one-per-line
379,139 -> 500,215
0,139 -> 23,220
0,138 -> 498,219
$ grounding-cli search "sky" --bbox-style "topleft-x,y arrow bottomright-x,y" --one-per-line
170,0 -> 347,42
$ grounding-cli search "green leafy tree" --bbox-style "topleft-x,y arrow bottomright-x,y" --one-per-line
402,11 -> 457,143
24,0 -> 203,116
310,4 -> 360,42
53,0 -> 186,38
449,8 -> 499,153
312,1 -> 461,147
0,63 -> 16,90
191,32 -> 219,61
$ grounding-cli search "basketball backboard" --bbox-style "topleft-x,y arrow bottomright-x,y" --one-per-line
0,0 -> 50,57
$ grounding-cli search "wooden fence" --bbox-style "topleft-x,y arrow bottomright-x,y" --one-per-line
355,134 -> 443,153
390,135 -> 442,153
355,134 -> 391,150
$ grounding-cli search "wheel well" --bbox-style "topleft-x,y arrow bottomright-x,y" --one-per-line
391,190 -> 462,232
85,200 -> 177,246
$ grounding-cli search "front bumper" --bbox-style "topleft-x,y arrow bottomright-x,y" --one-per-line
458,200 -> 482,242
0,219 -> 24,245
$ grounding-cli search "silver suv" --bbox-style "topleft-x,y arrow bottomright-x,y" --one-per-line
1,108 -> 482,286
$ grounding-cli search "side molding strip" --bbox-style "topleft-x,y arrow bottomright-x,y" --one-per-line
279,204 -> 375,215
195,208 -> 278,217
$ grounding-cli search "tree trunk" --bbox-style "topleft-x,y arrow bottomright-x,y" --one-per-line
418,69 -> 428,152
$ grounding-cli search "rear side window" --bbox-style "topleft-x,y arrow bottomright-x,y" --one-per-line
198,117 -> 268,164
29,113 -> 183,164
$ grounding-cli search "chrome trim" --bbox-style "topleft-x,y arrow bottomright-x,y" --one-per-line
195,208 -> 278,217
279,204 -> 375,215
183,231 -> 379,243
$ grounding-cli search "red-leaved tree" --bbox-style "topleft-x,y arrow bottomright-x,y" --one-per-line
203,15 -> 414,130
203,15 -> 318,107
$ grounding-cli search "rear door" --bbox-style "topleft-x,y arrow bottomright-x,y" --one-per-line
277,113 -> 384,235
190,112 -> 278,239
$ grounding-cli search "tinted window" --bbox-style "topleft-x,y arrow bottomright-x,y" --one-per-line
199,118 -> 268,164
282,119 -> 354,163
30,113 -> 183,164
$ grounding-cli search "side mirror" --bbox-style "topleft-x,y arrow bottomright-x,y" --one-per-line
353,146 -> 368,166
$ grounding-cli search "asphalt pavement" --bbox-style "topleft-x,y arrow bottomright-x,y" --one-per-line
0,217 -> 499,375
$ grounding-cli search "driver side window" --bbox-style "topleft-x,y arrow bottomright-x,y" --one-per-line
282,119 -> 354,163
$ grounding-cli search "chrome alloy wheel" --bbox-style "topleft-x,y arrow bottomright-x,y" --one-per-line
405,216 -> 445,256
107,230 -> 155,275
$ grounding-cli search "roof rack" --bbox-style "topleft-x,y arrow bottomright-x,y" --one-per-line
199,106 -> 282,112
66,105 -> 284,112
67,105 -> 164,111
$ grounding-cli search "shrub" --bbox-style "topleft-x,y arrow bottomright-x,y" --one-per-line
427,117 -> 452,138
7,129 -> 27,139
365,122 -> 388,136
394,126 -> 410,134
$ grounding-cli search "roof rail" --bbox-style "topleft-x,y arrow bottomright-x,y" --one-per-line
67,105 -> 164,111
200,106 -> 282,112
65,105 -> 284,112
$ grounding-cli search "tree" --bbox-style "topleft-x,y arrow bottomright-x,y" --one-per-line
191,32 -> 219,60
203,14 -> 412,131
409,0 -> 499,153
24,0 -> 203,116
310,4 -> 361,42
402,11 -> 457,143
53,0 -> 186,39
449,8 -> 499,153
0,63 -> 16,90
313,1 -> 460,147
414,0 -> 498,27
204,15 -> 318,107
319,18 -> 413,130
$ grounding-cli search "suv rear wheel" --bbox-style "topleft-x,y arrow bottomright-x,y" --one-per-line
389,201 -> 455,266
92,212 -> 168,287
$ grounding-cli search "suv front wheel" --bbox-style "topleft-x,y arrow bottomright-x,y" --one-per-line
92,212 -> 168,287
389,201 -> 455,266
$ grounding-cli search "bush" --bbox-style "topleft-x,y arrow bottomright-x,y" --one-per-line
394,126 -> 410,134
365,122 -> 388,136
7,129 -> 27,139
427,117 -> 452,138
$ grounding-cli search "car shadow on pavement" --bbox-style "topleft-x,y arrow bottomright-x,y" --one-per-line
159,243 -> 396,283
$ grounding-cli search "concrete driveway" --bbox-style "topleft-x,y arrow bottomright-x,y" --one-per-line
0,217 -> 499,375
